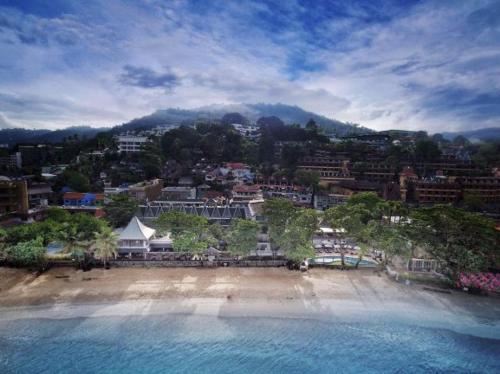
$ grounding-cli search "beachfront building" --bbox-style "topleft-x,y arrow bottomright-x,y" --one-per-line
117,216 -> 173,258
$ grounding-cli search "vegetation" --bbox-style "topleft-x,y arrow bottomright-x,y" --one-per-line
226,219 -> 260,257
2,207 -> 110,268
262,199 -> 318,263
407,205 -> 499,279
91,228 -> 118,269
155,211 -> 215,255
104,194 -> 138,228
4,237 -> 46,268
324,192 -> 499,279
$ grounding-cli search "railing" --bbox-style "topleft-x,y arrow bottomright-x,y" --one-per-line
407,258 -> 442,273
109,259 -> 287,268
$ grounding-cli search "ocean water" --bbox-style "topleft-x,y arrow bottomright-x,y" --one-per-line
0,314 -> 499,373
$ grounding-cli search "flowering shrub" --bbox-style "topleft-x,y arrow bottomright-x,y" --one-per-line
457,273 -> 500,293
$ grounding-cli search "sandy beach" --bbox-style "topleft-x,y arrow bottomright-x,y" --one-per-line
1,267 -> 499,338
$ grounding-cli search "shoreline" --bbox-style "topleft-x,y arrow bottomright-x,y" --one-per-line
1,267 -> 499,339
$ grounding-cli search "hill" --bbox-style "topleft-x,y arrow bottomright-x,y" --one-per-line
441,127 -> 500,142
116,103 -> 369,135
0,103 -> 370,146
0,126 -> 108,146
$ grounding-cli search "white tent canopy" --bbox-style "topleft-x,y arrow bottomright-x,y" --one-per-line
119,216 -> 156,241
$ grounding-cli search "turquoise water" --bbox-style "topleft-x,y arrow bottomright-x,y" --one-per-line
310,256 -> 378,267
0,315 -> 499,373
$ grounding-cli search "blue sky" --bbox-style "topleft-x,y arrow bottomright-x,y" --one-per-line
0,0 -> 499,132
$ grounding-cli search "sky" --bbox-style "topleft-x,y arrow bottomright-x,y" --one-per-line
0,0 -> 499,132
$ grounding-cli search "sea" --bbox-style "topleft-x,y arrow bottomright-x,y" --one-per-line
0,314 -> 499,373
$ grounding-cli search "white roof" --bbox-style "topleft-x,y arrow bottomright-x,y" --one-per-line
319,227 -> 334,234
119,216 -> 156,240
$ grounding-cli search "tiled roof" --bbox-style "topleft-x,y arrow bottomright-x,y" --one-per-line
233,184 -> 260,193
63,192 -> 104,200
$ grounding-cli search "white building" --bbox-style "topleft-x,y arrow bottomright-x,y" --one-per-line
117,135 -> 150,153
118,216 -> 172,258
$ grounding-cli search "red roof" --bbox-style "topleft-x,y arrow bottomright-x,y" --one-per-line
63,192 -> 104,200
400,167 -> 417,177
226,162 -> 247,170
233,184 -> 261,193
204,190 -> 225,199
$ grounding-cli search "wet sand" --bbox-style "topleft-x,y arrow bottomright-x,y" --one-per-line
0,267 -> 499,338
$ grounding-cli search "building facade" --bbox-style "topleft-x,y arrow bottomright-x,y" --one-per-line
117,135 -> 150,153
128,179 -> 163,202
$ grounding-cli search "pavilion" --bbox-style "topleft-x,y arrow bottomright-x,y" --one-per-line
118,216 -> 172,258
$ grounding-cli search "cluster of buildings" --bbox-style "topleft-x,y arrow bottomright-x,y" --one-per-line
1,126 -> 499,230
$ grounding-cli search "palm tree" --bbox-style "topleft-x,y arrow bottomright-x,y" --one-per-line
59,224 -> 89,257
91,229 -> 118,269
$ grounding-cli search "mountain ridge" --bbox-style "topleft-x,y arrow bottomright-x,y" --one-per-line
0,103 -> 368,145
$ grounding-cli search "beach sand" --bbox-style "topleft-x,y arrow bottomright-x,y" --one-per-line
1,267 -> 499,338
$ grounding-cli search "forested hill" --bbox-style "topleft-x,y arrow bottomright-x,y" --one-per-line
0,103 -> 368,146
441,127 -> 500,142
113,103 -> 369,135
0,126 -> 108,146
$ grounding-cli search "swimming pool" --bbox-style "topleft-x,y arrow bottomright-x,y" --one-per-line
309,256 -> 379,268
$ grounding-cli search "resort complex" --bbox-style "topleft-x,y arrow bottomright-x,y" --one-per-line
0,1 -> 499,372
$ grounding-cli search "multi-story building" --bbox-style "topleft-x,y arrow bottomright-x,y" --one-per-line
0,152 -> 22,169
117,135 -> 150,153
27,183 -> 53,208
260,184 -> 312,206
231,184 -> 263,202
399,166 -> 418,202
232,124 -> 260,140
351,162 -> 397,183
104,185 -> 129,197
414,162 -> 478,177
161,186 -> 197,200
313,192 -> 349,210
128,179 -> 163,202
457,176 -> 500,203
0,177 -> 28,218
415,179 -> 461,204
297,156 -> 353,187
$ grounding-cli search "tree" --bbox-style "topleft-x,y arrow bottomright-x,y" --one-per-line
256,116 -> 284,127
6,237 -> 46,267
46,207 -> 72,222
58,223 -> 89,257
262,198 -> 296,249
61,169 -> 90,192
305,119 -> 319,133
407,205 -> 499,279
155,211 -> 209,236
105,194 -> 139,228
207,223 -> 225,242
91,228 -> 118,269
295,170 -> 320,190
414,139 -> 441,162
226,219 -> 260,257
453,135 -> 470,147
324,204 -> 366,267
280,209 -> 318,263
172,231 -> 211,254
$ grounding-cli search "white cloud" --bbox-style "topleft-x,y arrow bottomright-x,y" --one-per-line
0,0 -> 498,132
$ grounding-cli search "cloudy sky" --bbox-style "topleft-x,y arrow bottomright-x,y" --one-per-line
0,0 -> 499,132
